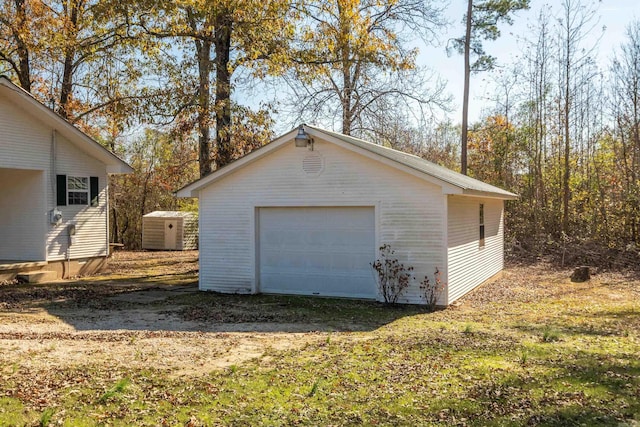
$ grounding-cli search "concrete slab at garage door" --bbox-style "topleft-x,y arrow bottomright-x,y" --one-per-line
258,206 -> 376,299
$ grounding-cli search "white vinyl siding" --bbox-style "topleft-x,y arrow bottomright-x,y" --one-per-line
447,196 -> 504,304
0,169 -> 46,261
0,90 -> 109,262
46,135 -> 108,261
0,93 -> 50,171
198,139 -> 446,304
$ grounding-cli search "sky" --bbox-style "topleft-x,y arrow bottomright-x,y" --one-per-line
425,0 -> 640,124
246,0 -> 640,135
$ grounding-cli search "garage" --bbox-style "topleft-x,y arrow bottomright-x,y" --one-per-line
258,206 -> 376,298
177,125 -> 517,305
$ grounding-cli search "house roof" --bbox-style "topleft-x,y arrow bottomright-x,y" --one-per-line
177,125 -> 518,200
0,76 -> 132,174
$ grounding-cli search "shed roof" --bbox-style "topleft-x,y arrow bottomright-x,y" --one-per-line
0,76 -> 132,174
143,211 -> 196,218
177,125 -> 518,200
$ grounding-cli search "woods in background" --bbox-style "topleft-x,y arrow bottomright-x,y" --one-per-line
1,0 -> 638,267
468,6 -> 640,267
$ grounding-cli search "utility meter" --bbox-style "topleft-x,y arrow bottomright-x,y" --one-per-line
68,223 -> 77,245
50,208 -> 62,225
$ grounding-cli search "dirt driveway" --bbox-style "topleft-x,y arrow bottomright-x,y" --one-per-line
0,251 -> 350,378
6,251 -> 635,384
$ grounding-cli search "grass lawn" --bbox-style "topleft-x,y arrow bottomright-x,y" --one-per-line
0,251 -> 638,426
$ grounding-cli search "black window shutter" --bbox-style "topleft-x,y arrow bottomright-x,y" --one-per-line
56,175 -> 67,206
90,176 -> 99,207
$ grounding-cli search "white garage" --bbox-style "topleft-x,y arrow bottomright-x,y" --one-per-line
177,125 -> 517,305
258,206 -> 376,298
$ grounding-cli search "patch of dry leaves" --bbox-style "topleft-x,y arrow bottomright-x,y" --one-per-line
1,251 -> 638,422
0,251 -> 323,391
101,250 -> 199,276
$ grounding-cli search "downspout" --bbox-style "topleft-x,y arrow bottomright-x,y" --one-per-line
50,130 -> 56,202
51,130 -> 58,270
51,130 -> 70,279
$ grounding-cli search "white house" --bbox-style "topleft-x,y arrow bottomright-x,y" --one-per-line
177,125 -> 517,305
0,76 -> 132,281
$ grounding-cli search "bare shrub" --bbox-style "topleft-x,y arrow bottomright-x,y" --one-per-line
419,267 -> 447,311
371,244 -> 413,304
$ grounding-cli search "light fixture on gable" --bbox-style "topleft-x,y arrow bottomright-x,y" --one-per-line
294,124 -> 314,151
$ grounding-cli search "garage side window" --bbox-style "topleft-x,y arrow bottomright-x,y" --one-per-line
479,203 -> 485,247
56,175 -> 99,206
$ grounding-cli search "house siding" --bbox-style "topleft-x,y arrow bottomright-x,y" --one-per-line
198,138 -> 446,304
47,135 -> 108,261
447,196 -> 504,304
0,90 -> 109,262
0,92 -> 51,171
0,169 -> 46,260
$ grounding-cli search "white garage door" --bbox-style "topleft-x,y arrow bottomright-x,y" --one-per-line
258,207 -> 377,299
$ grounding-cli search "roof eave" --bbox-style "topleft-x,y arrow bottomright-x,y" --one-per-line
107,163 -> 134,174
460,189 -> 519,200
176,187 -> 200,198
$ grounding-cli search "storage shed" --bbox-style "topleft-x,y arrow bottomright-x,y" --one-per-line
142,211 -> 198,250
177,125 -> 517,306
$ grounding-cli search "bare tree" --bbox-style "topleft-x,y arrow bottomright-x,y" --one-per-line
556,0 -> 601,234
611,19 -> 640,242
454,0 -> 529,175
288,0 -> 449,137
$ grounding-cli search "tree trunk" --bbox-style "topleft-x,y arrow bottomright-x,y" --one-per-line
196,41 -> 213,176
214,11 -> 233,169
58,0 -> 81,120
342,65 -> 352,135
58,51 -> 74,119
14,0 -> 31,92
461,0 -> 473,175
562,20 -> 571,235
185,7 -> 213,178
111,206 -> 119,243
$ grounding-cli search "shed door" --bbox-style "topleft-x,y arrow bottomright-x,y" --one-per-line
164,219 -> 178,249
258,207 -> 376,299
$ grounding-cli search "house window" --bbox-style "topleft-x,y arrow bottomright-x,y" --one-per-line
68,176 -> 89,205
57,175 -> 99,207
479,203 -> 485,247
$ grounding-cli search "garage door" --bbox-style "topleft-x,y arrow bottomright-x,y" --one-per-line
258,207 -> 377,299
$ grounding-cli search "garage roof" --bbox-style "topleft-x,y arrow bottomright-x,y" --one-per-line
177,124 -> 518,200
307,126 -> 518,199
